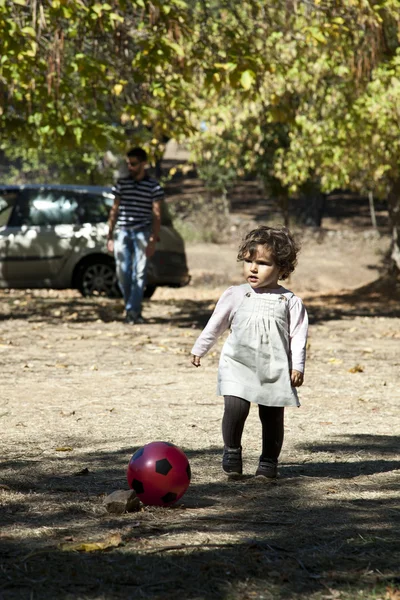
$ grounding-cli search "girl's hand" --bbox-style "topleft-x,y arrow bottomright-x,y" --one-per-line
290,369 -> 304,387
191,355 -> 201,367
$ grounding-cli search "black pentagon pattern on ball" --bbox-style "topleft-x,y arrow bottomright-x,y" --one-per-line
131,479 -> 144,494
131,447 -> 144,461
155,458 -> 172,476
162,492 -> 177,504
186,463 -> 191,481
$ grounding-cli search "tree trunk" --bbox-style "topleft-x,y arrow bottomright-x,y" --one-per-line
296,180 -> 326,227
387,179 -> 400,276
279,192 -> 290,228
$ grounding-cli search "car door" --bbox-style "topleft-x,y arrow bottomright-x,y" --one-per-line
0,189 -> 20,287
3,189 -> 81,287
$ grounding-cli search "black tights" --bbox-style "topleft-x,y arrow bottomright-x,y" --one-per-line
222,395 -> 284,461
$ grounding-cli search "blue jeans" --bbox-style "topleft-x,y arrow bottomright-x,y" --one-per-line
114,228 -> 151,315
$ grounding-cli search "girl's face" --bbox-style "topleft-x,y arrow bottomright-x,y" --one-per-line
243,244 -> 281,289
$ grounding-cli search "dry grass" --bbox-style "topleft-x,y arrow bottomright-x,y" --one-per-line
1,234 -> 399,600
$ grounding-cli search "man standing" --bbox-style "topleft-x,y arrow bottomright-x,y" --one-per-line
107,147 -> 163,324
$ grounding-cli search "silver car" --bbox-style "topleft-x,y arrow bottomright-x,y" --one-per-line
0,184 -> 190,298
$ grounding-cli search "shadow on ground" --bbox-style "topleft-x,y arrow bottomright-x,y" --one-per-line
1,434 -> 399,600
1,275 -> 400,329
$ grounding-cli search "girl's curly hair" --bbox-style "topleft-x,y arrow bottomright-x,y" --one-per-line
237,226 -> 300,280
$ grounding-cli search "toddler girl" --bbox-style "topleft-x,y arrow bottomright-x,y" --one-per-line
190,226 -> 308,479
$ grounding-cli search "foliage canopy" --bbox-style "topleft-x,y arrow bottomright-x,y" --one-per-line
1,0 -> 400,271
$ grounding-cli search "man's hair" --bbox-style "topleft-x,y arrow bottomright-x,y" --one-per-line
237,226 -> 300,280
127,147 -> 148,163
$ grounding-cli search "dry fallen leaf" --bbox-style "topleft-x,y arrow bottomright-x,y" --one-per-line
386,586 -> 400,600
328,358 -> 343,365
348,364 -> 364,373
65,312 -> 78,321
73,468 -> 90,476
55,446 -> 73,452
59,533 -> 123,553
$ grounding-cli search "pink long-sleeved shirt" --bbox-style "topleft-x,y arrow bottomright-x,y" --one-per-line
191,285 -> 309,373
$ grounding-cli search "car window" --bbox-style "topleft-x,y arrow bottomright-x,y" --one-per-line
0,190 -> 19,227
77,193 -> 114,224
12,191 -> 79,227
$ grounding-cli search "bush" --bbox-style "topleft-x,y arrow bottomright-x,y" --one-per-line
169,194 -> 232,243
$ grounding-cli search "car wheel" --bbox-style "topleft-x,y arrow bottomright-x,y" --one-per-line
143,284 -> 157,299
77,260 -> 120,298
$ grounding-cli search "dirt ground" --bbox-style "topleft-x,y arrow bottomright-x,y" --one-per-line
0,220 -> 399,600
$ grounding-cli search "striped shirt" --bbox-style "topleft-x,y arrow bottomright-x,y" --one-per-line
113,175 -> 164,230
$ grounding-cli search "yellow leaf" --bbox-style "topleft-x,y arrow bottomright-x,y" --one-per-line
60,534 -> 123,552
112,83 -> 124,96
55,446 -> 73,452
328,358 -> 343,364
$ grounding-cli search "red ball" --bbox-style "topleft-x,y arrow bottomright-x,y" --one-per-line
127,441 -> 191,506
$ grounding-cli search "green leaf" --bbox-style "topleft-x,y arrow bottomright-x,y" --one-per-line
110,12 -> 124,23
167,41 -> 185,57
308,27 -> 327,44
21,27 -> 36,37
240,70 -> 255,90
74,127 -> 83,144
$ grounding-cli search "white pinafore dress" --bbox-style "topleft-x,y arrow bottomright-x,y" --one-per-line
217,284 -> 299,407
